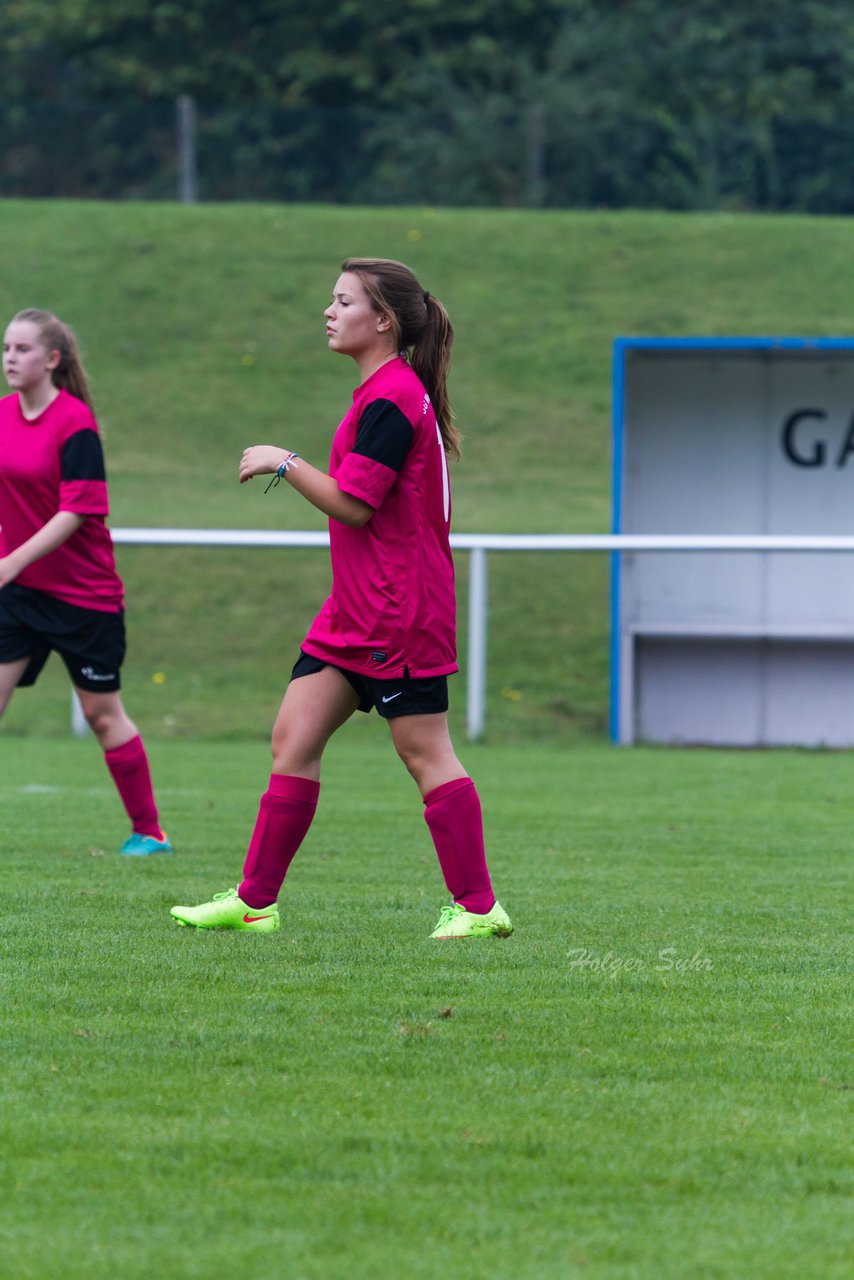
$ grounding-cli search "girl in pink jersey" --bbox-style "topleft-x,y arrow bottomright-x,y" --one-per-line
172,258 -> 512,939
0,310 -> 171,856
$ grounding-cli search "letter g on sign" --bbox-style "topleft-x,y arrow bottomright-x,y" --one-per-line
781,409 -> 827,468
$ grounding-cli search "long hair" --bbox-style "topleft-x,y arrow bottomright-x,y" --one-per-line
12,309 -> 93,409
341,258 -> 460,458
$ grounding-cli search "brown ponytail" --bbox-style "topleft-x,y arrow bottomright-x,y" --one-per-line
341,258 -> 460,459
12,309 -> 94,409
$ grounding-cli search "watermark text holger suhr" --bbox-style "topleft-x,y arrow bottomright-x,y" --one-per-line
567,947 -> 714,978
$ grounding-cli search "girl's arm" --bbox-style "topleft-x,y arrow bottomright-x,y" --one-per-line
0,511 -> 86,587
239,445 -> 373,528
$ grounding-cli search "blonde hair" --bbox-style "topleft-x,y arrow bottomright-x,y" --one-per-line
12,309 -> 93,408
341,258 -> 460,458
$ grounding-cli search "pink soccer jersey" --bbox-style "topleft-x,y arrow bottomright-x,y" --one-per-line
0,388 -> 124,611
302,356 -> 458,678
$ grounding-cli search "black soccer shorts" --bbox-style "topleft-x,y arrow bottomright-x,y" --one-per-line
0,583 -> 125,693
291,649 -> 449,718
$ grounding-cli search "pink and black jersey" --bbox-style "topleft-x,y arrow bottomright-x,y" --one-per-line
302,356 -> 457,678
0,388 -> 123,611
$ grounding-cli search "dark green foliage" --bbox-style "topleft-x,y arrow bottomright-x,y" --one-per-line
3,2 -> 854,209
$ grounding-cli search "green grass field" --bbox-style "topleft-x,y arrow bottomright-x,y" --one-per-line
1,734 -> 851,1279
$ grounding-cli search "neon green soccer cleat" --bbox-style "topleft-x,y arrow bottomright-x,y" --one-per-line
170,888 -> 280,932
430,900 -> 514,940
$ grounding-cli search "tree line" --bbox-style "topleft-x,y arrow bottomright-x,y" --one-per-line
2,0 -> 854,210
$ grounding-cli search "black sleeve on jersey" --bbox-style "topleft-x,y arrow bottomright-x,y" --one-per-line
353,399 -> 414,473
60,429 -> 107,481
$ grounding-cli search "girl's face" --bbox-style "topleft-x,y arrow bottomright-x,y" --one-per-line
3,320 -> 59,394
324,272 -> 392,360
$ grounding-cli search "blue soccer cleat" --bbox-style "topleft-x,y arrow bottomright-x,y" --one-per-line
120,831 -> 174,857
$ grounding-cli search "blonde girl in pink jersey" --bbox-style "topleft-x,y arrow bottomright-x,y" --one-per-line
0,310 -> 171,856
171,258 -> 512,939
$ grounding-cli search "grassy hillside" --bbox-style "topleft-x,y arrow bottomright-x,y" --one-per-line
1,200 -> 853,740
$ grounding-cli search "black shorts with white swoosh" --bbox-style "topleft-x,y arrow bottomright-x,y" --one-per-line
0,582 -> 125,692
290,650 -> 449,719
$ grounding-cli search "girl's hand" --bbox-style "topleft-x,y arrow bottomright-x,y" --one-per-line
238,446 -> 291,484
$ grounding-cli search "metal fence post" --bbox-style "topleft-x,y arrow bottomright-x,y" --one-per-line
176,95 -> 198,203
525,102 -> 546,207
71,690 -> 89,739
466,546 -> 488,741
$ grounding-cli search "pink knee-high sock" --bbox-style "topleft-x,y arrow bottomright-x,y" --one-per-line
104,734 -> 163,839
239,773 -> 320,909
423,777 -> 495,915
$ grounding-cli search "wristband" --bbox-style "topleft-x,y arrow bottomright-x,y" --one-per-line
264,452 -> 300,492
277,452 -> 300,477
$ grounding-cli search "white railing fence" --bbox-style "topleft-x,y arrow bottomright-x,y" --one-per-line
69,529 -> 854,740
